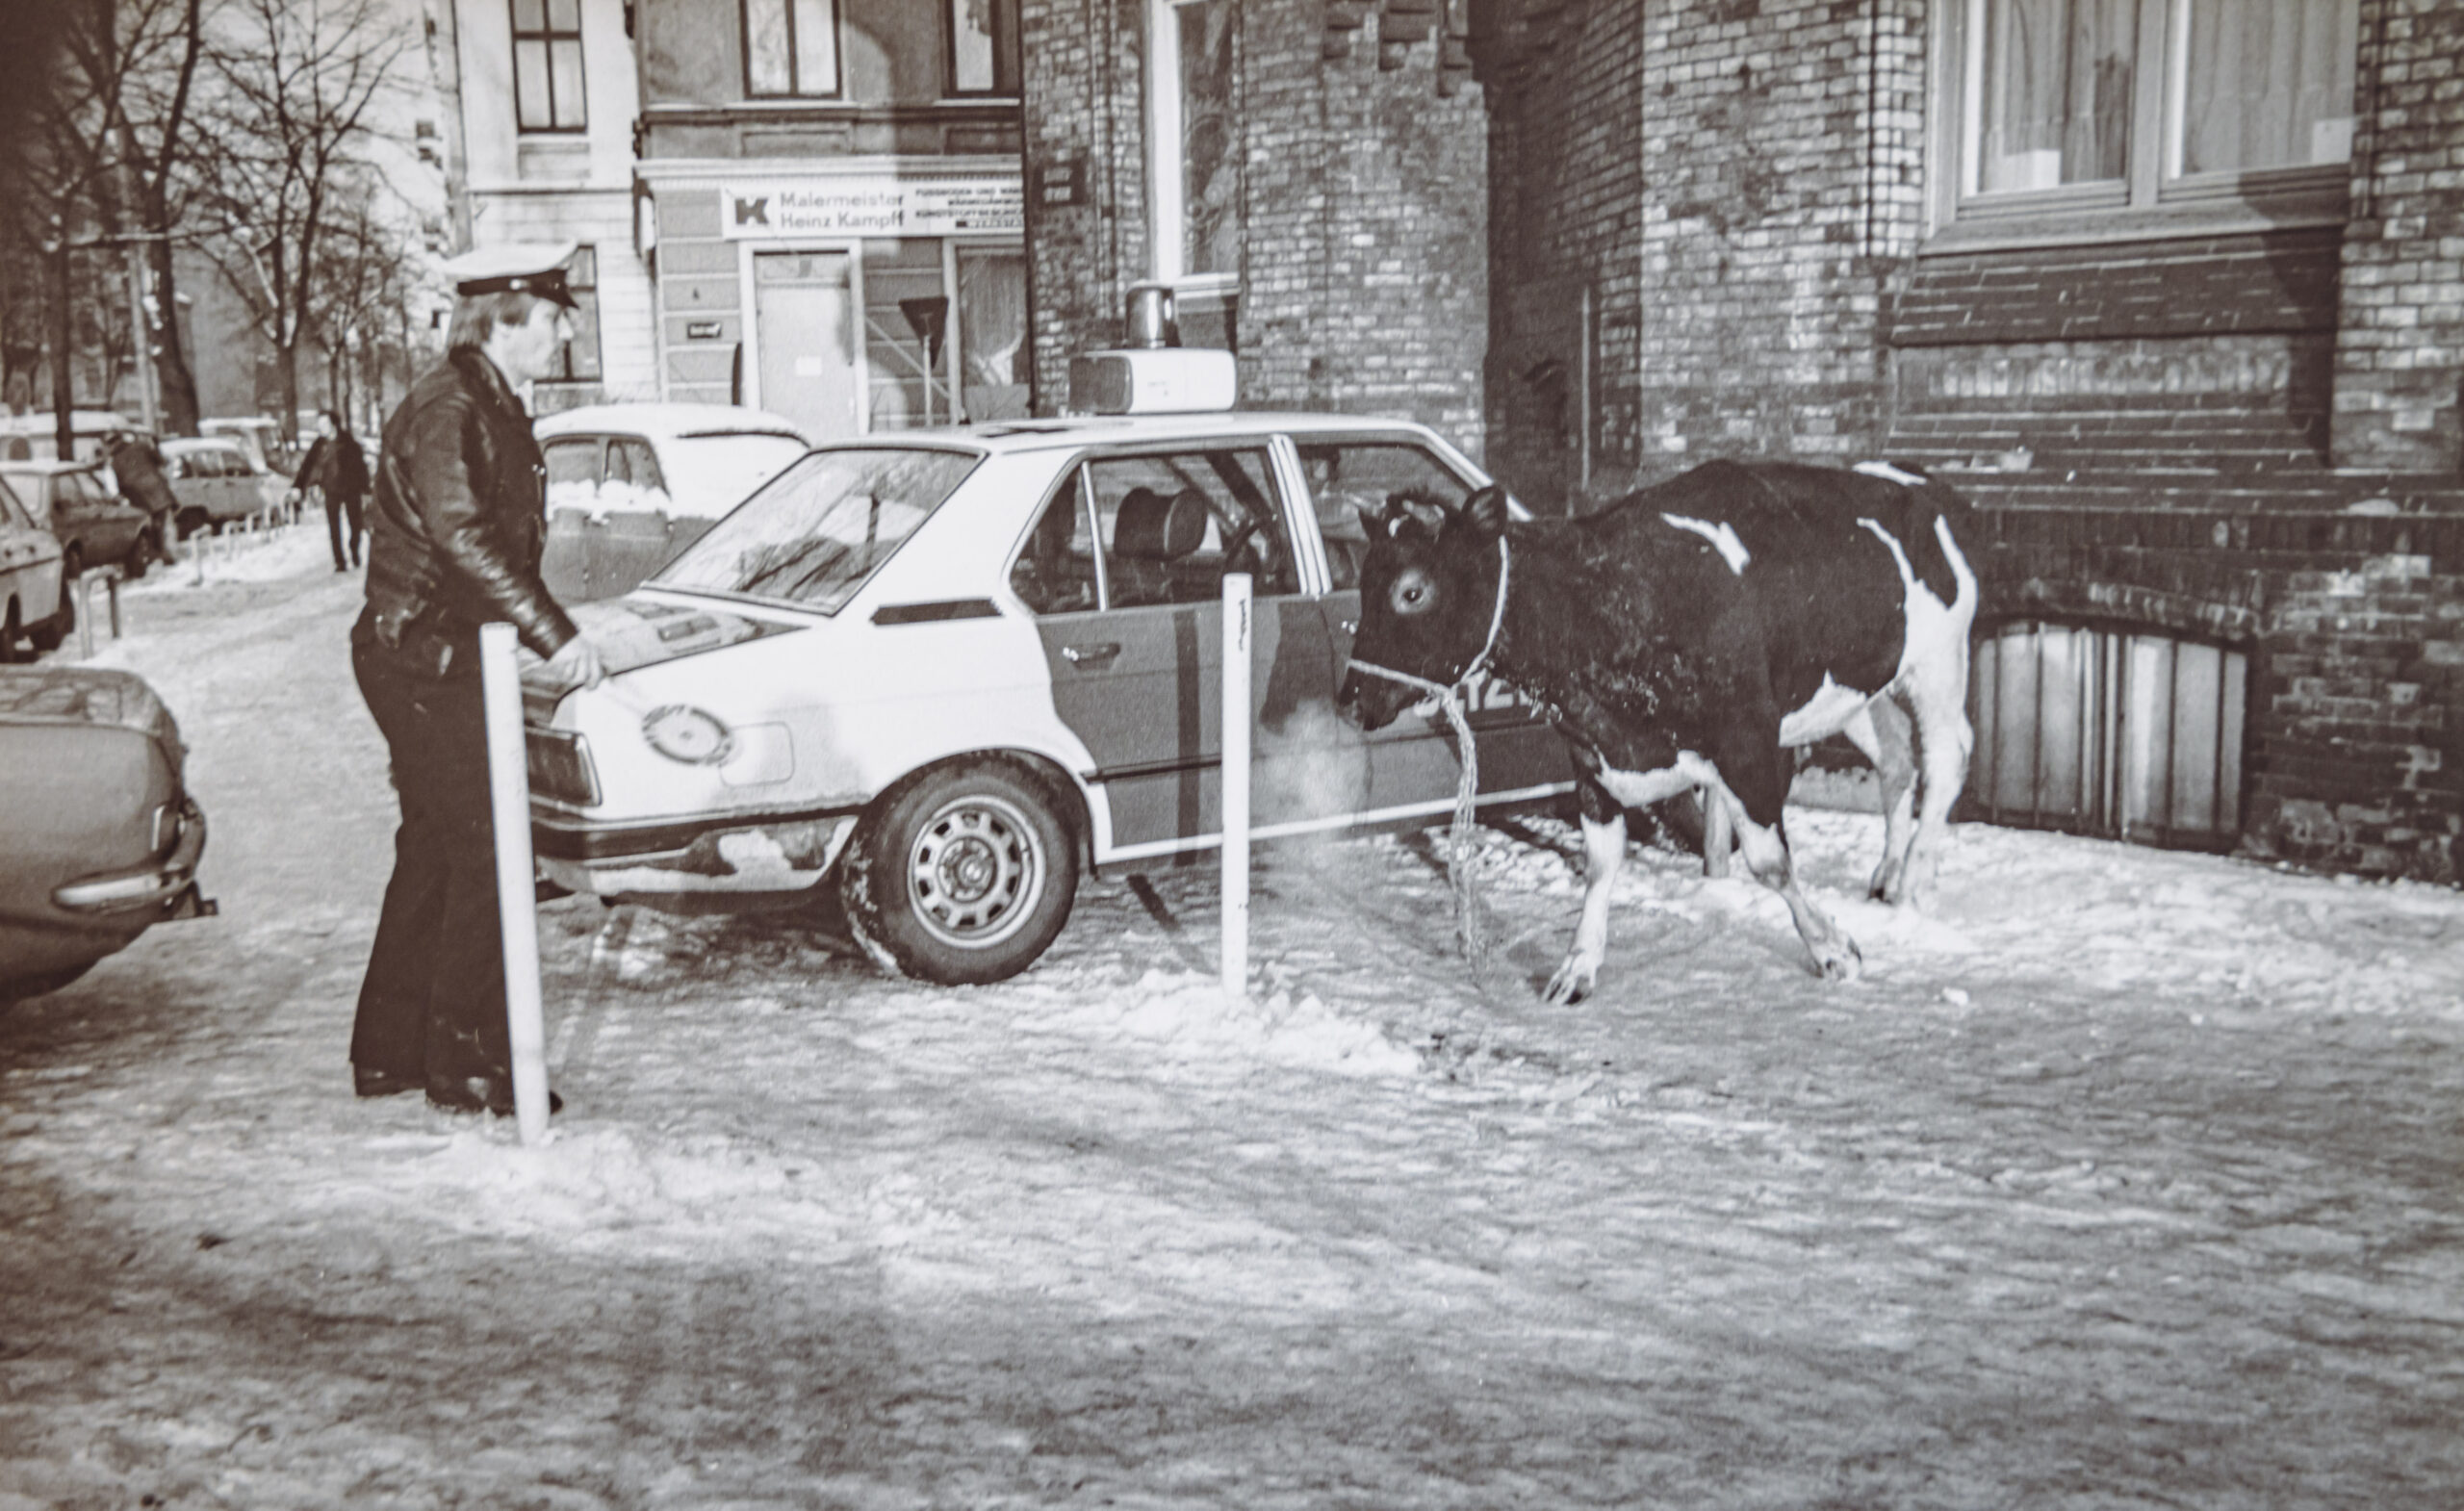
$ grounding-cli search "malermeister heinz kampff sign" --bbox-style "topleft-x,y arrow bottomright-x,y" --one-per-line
719,177 -> 1024,238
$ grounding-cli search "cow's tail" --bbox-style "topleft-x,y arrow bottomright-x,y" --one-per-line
1933,512 -> 1980,630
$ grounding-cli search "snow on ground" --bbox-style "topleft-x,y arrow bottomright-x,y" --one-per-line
4,532 -> 2462,1509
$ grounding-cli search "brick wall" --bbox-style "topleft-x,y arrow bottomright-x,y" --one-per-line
1018,0 -> 1490,452
2333,0 -> 2464,472
1983,506 -> 2464,881
1477,0 -> 1927,511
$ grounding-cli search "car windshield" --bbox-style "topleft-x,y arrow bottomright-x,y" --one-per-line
662,432 -> 810,518
651,446 -> 980,612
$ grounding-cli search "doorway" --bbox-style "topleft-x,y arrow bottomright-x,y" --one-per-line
753,250 -> 859,441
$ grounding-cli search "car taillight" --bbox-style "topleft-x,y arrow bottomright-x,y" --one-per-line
151,803 -> 181,858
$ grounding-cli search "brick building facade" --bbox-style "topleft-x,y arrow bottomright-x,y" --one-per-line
1469,0 -> 2464,882
1018,0 -> 1490,449
1013,0 -> 2462,880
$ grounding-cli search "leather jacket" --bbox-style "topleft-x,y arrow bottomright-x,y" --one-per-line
360,346 -> 576,671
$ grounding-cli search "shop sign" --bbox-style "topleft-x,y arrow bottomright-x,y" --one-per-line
718,177 -> 1024,239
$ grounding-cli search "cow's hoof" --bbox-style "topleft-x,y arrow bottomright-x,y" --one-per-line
1815,940 -> 1864,982
1543,960 -> 1595,1005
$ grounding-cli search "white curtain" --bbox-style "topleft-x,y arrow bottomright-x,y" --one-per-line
1978,0 -> 2139,191
2180,0 -> 2359,173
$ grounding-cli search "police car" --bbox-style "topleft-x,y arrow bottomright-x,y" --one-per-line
524,347 -> 1572,985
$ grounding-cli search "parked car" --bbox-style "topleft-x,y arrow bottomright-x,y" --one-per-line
0,408 -> 139,466
524,397 -> 1573,986
535,403 -> 810,602
160,436 -> 289,537
0,459 -> 162,581
0,664 -> 213,1002
198,416 -> 292,477
0,477 -> 69,660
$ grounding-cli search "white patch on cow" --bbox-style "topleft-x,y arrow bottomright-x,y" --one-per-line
1777,675 -> 1875,747
1858,515 -> 1980,688
1592,750 -> 1722,810
1660,513 -> 1750,575
1853,459 -> 1929,488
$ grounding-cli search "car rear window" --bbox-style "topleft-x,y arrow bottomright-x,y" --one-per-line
651,446 -> 980,613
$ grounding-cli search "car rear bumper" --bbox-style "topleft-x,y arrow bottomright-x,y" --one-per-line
50,796 -> 217,920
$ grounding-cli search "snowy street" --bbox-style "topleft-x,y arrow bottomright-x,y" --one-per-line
5,530 -> 2462,1508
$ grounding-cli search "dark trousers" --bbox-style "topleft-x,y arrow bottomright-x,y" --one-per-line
349,623 -> 510,1089
326,490 -> 367,569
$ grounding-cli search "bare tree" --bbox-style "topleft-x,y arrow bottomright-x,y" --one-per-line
197,0 -> 405,448
308,179 -> 424,428
78,0 -> 213,435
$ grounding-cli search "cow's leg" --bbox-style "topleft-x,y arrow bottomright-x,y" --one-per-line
1546,773 -> 1628,1005
1707,737 -> 1861,981
1894,652 -> 1975,909
1838,698 -> 1918,902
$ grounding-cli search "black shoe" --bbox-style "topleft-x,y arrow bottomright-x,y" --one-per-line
426,1075 -> 562,1117
354,1065 -> 421,1098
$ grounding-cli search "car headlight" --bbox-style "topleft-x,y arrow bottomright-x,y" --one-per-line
642,704 -> 735,765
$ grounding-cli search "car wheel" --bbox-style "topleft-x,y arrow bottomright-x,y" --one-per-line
175,507 -> 209,541
839,758 -> 1079,986
124,529 -> 156,580
0,961 -> 96,1005
0,599 -> 22,663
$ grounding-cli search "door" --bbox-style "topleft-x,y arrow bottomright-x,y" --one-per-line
1297,435 -> 1572,813
754,250 -> 860,443
1012,446 -> 1333,856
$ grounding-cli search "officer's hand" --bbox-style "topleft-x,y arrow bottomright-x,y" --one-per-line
542,633 -> 606,689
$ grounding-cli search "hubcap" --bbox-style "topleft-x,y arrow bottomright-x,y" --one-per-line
906,794 -> 1041,948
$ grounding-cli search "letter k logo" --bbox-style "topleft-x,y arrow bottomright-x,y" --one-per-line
733,196 -> 770,226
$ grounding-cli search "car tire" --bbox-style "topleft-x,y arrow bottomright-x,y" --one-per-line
124,529 -> 156,580
175,507 -> 209,541
29,550 -> 79,653
0,599 -> 22,663
839,758 -> 1079,986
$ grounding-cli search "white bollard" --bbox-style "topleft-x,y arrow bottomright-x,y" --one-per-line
1700,784 -> 1732,878
478,623 -> 552,1145
76,575 -> 94,658
1219,573 -> 1252,998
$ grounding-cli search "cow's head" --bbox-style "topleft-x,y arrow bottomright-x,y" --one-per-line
1336,484 -> 1514,731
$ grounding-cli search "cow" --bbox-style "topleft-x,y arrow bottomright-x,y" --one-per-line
1335,458 -> 1980,1003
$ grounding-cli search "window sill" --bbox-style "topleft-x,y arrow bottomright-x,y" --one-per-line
1925,186 -> 2349,257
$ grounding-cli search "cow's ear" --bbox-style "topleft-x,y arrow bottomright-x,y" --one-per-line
1463,484 -> 1512,537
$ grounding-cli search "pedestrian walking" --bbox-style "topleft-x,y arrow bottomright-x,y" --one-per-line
300,410 -> 371,570
348,242 -> 604,1116
102,428 -> 179,540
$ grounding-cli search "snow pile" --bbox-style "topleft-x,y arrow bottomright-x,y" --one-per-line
125,518 -> 332,592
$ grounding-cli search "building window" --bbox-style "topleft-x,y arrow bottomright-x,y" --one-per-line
1941,0 -> 2356,237
1146,0 -> 1240,289
948,0 -> 1019,96
549,246 -> 602,383
511,0 -> 585,133
744,0 -> 839,98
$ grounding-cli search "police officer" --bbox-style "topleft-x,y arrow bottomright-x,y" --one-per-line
349,243 -> 604,1115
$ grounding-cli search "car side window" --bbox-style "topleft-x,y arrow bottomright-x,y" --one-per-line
606,438 -> 673,511
1084,448 -> 1297,609
1008,470 -> 1100,616
0,478 -> 28,529
544,438 -> 604,514
1296,440 -> 1474,589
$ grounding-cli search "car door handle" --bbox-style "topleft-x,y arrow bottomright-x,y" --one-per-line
1061,642 -> 1120,667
